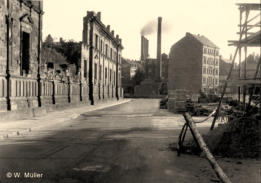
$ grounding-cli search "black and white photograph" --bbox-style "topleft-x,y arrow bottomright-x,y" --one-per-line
0,0 -> 260,182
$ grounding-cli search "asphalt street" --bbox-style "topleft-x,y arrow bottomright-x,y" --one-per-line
0,99 -> 259,183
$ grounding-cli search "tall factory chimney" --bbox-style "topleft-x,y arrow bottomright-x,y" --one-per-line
141,36 -> 149,61
157,17 -> 162,80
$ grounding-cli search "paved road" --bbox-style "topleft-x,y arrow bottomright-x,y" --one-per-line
0,99 -> 259,183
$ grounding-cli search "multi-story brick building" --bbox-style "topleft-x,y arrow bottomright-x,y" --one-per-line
0,0 -> 43,111
168,32 -> 220,96
81,11 -> 123,104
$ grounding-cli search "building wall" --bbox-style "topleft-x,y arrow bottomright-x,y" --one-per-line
168,36 -> 202,94
201,46 -> 219,93
81,11 -> 123,104
168,33 -> 220,96
0,0 -> 42,111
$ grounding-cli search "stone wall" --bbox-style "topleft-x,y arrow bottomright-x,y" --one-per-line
40,79 -> 90,109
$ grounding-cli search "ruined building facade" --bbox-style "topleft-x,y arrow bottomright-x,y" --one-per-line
0,1 -> 123,117
81,11 -> 123,104
0,0 -> 43,112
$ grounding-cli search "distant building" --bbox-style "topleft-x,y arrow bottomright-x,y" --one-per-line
144,53 -> 169,81
122,58 -> 142,95
81,11 -> 123,104
168,32 -> 220,96
219,56 -> 237,94
161,53 -> 169,80
144,58 -> 157,80
122,59 -> 142,80
219,54 -> 261,97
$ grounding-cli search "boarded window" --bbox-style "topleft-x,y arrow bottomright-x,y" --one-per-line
110,69 -> 112,82
99,65 -> 102,80
95,34 -> 98,49
114,71 -> 115,85
105,44 -> 108,57
84,60 -> 87,78
105,67 -> 107,85
100,40 -> 103,52
94,63 -> 97,80
21,32 -> 30,75
47,62 -> 54,69
83,21 -> 88,44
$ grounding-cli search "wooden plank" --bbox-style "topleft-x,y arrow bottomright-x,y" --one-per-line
184,113 -> 232,183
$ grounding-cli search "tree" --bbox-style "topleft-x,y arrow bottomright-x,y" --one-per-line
131,68 -> 145,86
42,35 -> 81,74
43,34 -> 54,48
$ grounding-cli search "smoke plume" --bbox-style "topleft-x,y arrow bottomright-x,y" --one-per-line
140,19 -> 172,36
140,20 -> 157,36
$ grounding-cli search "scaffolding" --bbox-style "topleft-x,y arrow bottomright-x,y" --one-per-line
211,3 -> 261,129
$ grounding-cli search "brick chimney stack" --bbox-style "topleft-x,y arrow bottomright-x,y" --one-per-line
157,17 -> 162,79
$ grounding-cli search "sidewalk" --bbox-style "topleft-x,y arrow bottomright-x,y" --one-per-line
0,99 -> 131,140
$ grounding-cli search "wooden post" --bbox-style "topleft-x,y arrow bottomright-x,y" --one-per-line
211,8 -> 250,130
184,113 -> 232,183
238,9 -> 242,106
177,123 -> 187,156
238,9 -> 242,104
211,47 -> 239,130
243,9 -> 249,110
259,60 -> 261,116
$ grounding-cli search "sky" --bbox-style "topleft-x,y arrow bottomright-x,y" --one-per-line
42,0 -> 260,61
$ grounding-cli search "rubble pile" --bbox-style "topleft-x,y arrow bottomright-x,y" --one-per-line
205,113 -> 260,158
183,106 -> 260,159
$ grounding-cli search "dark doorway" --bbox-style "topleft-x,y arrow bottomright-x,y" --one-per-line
21,31 -> 30,74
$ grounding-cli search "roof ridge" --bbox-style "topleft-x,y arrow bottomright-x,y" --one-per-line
187,32 -> 219,48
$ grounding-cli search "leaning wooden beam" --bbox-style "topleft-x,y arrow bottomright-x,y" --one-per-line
184,113 -> 232,183
211,46 -> 239,130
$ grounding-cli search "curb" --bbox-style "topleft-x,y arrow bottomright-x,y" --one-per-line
0,99 -> 131,141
